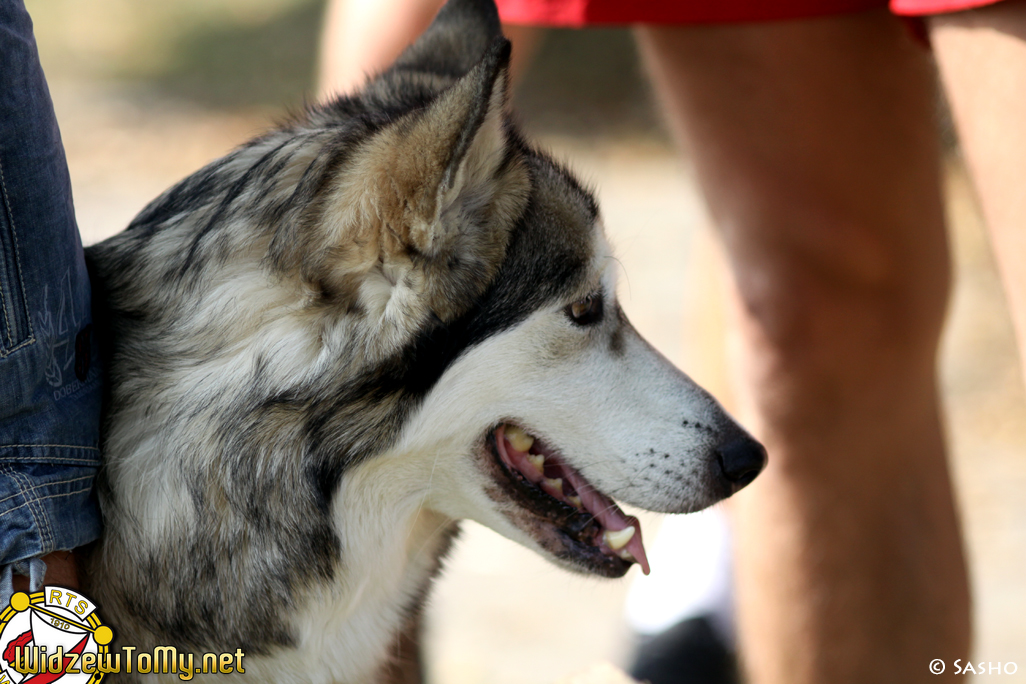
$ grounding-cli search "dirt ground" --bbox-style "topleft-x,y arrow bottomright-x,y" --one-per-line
27,0 -> 1026,680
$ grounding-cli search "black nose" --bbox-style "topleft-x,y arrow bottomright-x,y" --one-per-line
715,436 -> 767,493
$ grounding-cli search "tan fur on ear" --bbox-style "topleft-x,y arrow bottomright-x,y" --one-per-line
311,39 -> 529,324
354,40 -> 519,258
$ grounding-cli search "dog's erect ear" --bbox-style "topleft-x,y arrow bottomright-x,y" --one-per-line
426,37 -> 512,208
359,37 -> 526,258
392,0 -> 503,77
303,38 -> 527,321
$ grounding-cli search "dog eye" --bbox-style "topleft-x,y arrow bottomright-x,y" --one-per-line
565,292 -> 603,326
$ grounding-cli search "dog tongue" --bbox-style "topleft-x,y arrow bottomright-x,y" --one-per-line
560,467 -> 650,575
496,425 -> 650,574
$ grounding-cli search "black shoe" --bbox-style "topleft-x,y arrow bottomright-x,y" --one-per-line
628,615 -> 740,684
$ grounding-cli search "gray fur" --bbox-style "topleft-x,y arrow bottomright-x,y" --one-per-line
85,0 -> 594,665
82,0 -> 760,680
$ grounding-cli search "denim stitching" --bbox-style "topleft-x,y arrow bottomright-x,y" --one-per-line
9,467 -> 52,549
0,474 -> 95,508
0,485 -> 94,520
4,467 -> 52,551
0,160 -> 16,350
0,444 -> 100,451
0,337 -> 34,357
0,158 -> 34,351
0,457 -> 99,465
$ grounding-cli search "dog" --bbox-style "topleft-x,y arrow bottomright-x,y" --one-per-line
82,0 -> 766,681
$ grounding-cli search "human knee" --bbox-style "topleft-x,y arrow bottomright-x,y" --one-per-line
726,219 -> 951,371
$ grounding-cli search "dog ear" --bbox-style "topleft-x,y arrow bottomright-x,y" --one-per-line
302,37 -> 528,323
359,37 -> 526,259
392,0 -> 503,78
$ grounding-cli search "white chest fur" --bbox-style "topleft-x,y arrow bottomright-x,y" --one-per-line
237,460 -> 453,684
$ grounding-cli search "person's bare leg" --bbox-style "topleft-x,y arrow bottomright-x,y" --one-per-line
319,0 -> 442,97
932,0 -> 1026,386
637,11 -> 970,683
318,0 -> 541,98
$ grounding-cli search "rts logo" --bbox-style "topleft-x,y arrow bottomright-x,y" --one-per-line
0,587 -> 113,684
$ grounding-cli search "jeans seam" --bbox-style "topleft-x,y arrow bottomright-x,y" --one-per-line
0,485 -> 94,519
0,444 -> 100,451
0,458 -> 99,465
3,466 -> 53,552
0,163 -> 13,350
0,337 -> 34,357
0,157 -> 35,353
0,473 -> 95,508
0,486 -> 94,518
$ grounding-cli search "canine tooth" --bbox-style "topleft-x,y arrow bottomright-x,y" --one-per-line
603,526 -> 636,551
617,548 -> 636,562
568,495 -> 583,509
542,477 -> 563,496
505,425 -> 534,452
526,453 -> 545,473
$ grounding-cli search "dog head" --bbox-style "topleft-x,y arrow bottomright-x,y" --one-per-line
323,0 -> 767,577
89,0 -> 764,584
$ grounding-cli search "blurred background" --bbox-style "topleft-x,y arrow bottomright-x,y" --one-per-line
26,0 -> 1026,680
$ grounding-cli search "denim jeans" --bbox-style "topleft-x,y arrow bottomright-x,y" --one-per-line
0,0 -> 103,600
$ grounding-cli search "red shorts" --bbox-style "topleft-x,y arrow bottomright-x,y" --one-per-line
496,0 -> 1004,26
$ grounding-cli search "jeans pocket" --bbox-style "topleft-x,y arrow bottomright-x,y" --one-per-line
0,156 -> 34,355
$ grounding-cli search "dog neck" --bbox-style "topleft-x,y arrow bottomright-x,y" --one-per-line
274,451 -> 457,684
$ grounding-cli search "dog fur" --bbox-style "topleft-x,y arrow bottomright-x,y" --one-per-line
83,1 -> 763,681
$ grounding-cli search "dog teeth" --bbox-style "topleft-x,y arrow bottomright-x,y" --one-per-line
505,425 -> 534,452
526,453 -> 545,474
542,477 -> 563,497
617,548 -> 636,562
568,495 -> 583,509
603,526 -> 636,551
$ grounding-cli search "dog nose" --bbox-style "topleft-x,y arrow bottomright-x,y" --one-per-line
715,436 -> 767,493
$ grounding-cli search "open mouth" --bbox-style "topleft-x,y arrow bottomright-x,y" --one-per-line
486,423 -> 650,578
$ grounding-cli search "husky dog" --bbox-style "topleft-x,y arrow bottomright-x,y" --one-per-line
83,0 -> 765,681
